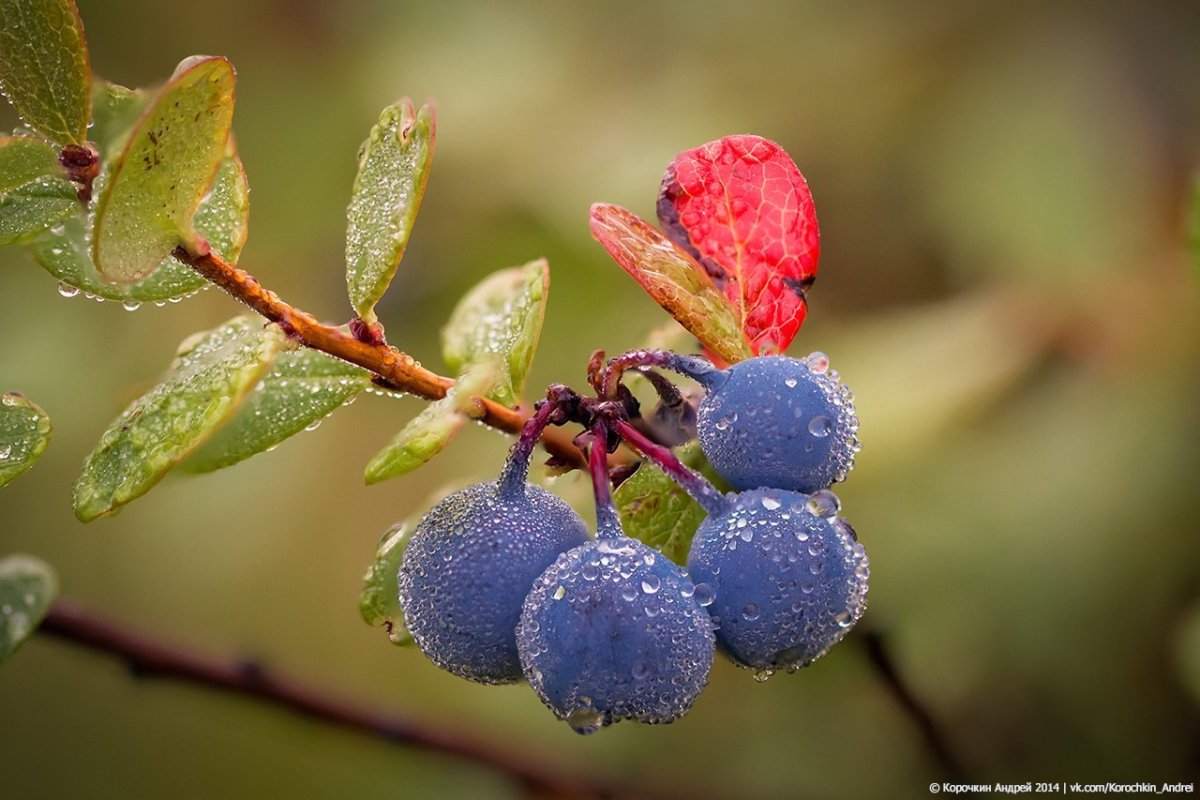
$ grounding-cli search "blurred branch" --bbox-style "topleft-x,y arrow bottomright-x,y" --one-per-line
38,600 -> 692,800
175,246 -> 588,469
857,625 -> 967,781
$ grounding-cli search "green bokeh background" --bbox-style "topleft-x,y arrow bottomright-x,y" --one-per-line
3,1 -> 1200,797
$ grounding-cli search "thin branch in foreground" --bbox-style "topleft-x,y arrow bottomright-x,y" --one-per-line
856,625 -> 968,782
175,246 -> 589,469
37,601 -> 620,799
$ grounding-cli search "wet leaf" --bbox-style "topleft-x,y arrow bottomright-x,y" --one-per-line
359,522 -> 414,647
0,136 -> 77,246
30,152 -> 248,303
590,203 -> 752,365
441,258 -> 548,406
615,441 -> 715,565
0,0 -> 90,145
0,554 -> 57,662
658,135 -> 819,355
0,391 -> 51,487
345,99 -> 435,324
88,80 -> 150,162
73,316 -> 286,521
363,361 -> 498,485
92,56 -> 235,282
182,347 -> 370,473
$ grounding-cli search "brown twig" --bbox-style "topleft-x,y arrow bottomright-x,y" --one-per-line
37,601 -> 625,799
174,245 -> 587,469
856,625 -> 967,781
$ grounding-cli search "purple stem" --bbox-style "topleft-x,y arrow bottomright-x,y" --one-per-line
614,419 -> 729,518
587,421 -> 624,540
498,398 -> 562,500
602,349 -> 725,398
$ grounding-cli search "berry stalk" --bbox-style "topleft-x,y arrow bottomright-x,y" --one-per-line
587,420 -> 623,540
602,348 -> 725,398
614,419 -> 728,517
498,385 -> 577,499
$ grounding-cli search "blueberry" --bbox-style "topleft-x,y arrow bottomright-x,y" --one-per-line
517,536 -> 715,733
696,354 -> 859,493
398,479 -> 589,684
686,487 -> 868,676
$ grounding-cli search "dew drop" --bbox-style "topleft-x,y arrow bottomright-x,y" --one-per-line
641,574 -> 661,594
693,583 -> 714,607
122,300 -> 141,312
808,416 -> 833,438
552,585 -> 566,600
56,282 -> 80,298
742,603 -> 760,621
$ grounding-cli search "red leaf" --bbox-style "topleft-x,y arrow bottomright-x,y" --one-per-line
657,135 -> 819,355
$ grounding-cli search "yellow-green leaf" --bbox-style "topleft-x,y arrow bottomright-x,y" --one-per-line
345,99 -> 435,324
441,259 -> 548,407
73,316 -> 286,521
615,440 -> 718,564
589,203 -> 753,365
0,554 -> 57,662
182,347 -> 370,473
0,0 -> 90,145
0,391 -> 51,487
30,152 -> 249,303
359,522 -> 414,647
88,80 -> 150,163
363,361 -> 498,485
92,56 -> 235,283
0,136 -> 77,246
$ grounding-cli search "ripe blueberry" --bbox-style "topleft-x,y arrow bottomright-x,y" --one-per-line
686,487 -> 868,676
517,535 -> 715,733
696,353 -> 860,493
398,476 -> 588,683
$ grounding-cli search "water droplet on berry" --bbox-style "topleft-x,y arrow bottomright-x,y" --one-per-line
806,490 -> 841,517
742,603 -> 760,621
553,585 -> 566,600
693,583 -> 714,607
808,416 -> 833,437
641,574 -> 661,594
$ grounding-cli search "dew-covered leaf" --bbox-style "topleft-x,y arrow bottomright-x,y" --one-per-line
614,441 -> 718,565
92,56 -> 235,283
89,80 -> 150,162
590,203 -> 752,365
0,136 -> 78,246
0,0 -> 90,145
658,135 -> 819,355
363,361 -> 498,485
0,391 -> 51,487
0,553 -> 57,662
182,348 -> 370,473
345,99 -> 435,324
359,522 -> 414,646
73,316 -> 286,521
441,258 -> 548,406
30,152 -> 249,303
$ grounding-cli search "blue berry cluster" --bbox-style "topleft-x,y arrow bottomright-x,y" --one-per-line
393,351 -> 868,732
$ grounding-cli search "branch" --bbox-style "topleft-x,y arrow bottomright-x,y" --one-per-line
856,625 -> 968,781
37,600 -> 666,799
175,246 -> 587,469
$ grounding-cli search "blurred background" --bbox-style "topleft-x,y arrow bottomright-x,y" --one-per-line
3,0 -> 1200,797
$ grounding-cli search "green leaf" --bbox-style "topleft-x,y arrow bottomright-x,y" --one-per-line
92,56 -> 235,283
441,259 -> 549,407
359,522 -> 414,647
182,347 -> 370,473
589,203 -> 753,365
363,361 -> 499,485
0,391 -> 51,487
29,152 -> 249,303
0,136 -> 77,246
615,441 -> 715,564
73,316 -> 286,521
0,0 -> 91,145
0,554 -> 57,662
89,80 -> 150,162
345,99 -> 435,324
